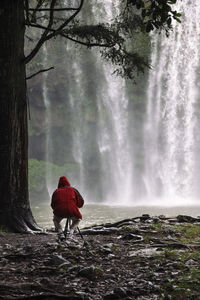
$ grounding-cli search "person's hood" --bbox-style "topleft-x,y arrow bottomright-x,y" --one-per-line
58,176 -> 71,188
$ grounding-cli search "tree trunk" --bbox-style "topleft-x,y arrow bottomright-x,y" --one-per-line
0,0 -> 40,232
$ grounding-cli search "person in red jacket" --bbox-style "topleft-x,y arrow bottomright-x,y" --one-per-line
51,176 -> 84,236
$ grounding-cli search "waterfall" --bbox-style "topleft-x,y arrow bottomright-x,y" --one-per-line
29,0 -> 200,206
144,0 -> 200,205
62,0 -> 134,204
43,44 -> 54,195
68,56 -> 85,194
96,61 -> 133,204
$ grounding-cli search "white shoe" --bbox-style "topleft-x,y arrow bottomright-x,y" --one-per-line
57,229 -> 65,240
69,229 -> 74,235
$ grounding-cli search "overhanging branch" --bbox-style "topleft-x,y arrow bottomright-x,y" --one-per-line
44,0 -> 84,41
26,67 -> 54,80
27,7 -> 78,11
24,0 -> 57,64
65,35 -> 115,48
24,0 -> 85,64
25,23 -> 115,48
28,0 -> 44,23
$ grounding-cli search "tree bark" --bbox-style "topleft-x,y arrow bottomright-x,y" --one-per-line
0,0 -> 40,232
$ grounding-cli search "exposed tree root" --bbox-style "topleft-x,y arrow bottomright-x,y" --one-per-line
11,210 -> 41,233
0,206 -> 42,233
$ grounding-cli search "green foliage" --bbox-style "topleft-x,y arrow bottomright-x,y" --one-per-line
163,249 -> 179,260
29,159 -> 46,190
28,122 -> 36,137
65,23 -> 124,48
161,249 -> 200,264
154,247 -> 200,299
29,158 -> 80,189
25,0 -> 181,81
152,222 -> 163,232
177,224 -> 200,243
64,20 -> 150,80
164,268 -> 200,299
28,159 -> 80,193
127,0 -> 181,35
183,225 -> 200,240
102,46 -> 149,80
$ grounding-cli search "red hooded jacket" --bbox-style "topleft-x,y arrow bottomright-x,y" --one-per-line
51,176 -> 84,219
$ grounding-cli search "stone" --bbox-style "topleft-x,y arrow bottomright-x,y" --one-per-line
48,254 -> 67,266
140,214 -> 150,222
23,244 -> 32,252
68,265 -> 81,273
113,287 -> 127,297
3,244 -> 12,250
58,261 -> 71,270
107,254 -> 115,259
100,246 -> 113,254
128,248 -> 161,257
45,242 -> 59,248
185,259 -> 196,266
78,265 -> 102,279
0,258 -> 8,266
104,243 -> 114,248
152,217 -> 160,223
122,233 -> 143,241
177,215 -> 199,223
104,287 -> 128,299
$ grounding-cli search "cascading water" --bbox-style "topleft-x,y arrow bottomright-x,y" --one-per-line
59,0 -> 134,204
29,0 -> 200,206
43,44 -> 54,195
144,0 -> 200,205
96,63 -> 133,204
29,1 -> 134,203
93,1 -> 133,204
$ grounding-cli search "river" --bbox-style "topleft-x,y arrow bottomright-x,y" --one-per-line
31,203 -> 200,229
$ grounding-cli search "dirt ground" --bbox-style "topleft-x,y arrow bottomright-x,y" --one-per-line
0,215 -> 200,300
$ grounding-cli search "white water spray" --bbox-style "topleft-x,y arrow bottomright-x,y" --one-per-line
144,0 -> 200,205
91,0 -> 133,204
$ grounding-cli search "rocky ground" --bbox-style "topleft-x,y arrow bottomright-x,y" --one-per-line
0,214 -> 200,300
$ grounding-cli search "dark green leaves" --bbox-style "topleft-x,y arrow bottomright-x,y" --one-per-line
127,0 -> 182,35
102,46 -> 149,80
65,24 -> 124,48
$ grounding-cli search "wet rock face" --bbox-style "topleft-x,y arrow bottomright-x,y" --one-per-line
0,215 -> 200,300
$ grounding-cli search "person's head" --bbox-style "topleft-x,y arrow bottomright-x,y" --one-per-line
58,176 -> 71,188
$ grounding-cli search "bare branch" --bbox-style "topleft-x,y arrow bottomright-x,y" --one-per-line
24,0 -> 85,64
24,23 -> 54,31
26,67 -> 54,80
25,34 -> 34,42
65,35 -> 115,48
45,0 -> 85,41
24,0 -> 57,64
24,23 -> 114,48
30,0 -> 44,23
27,7 -> 78,12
